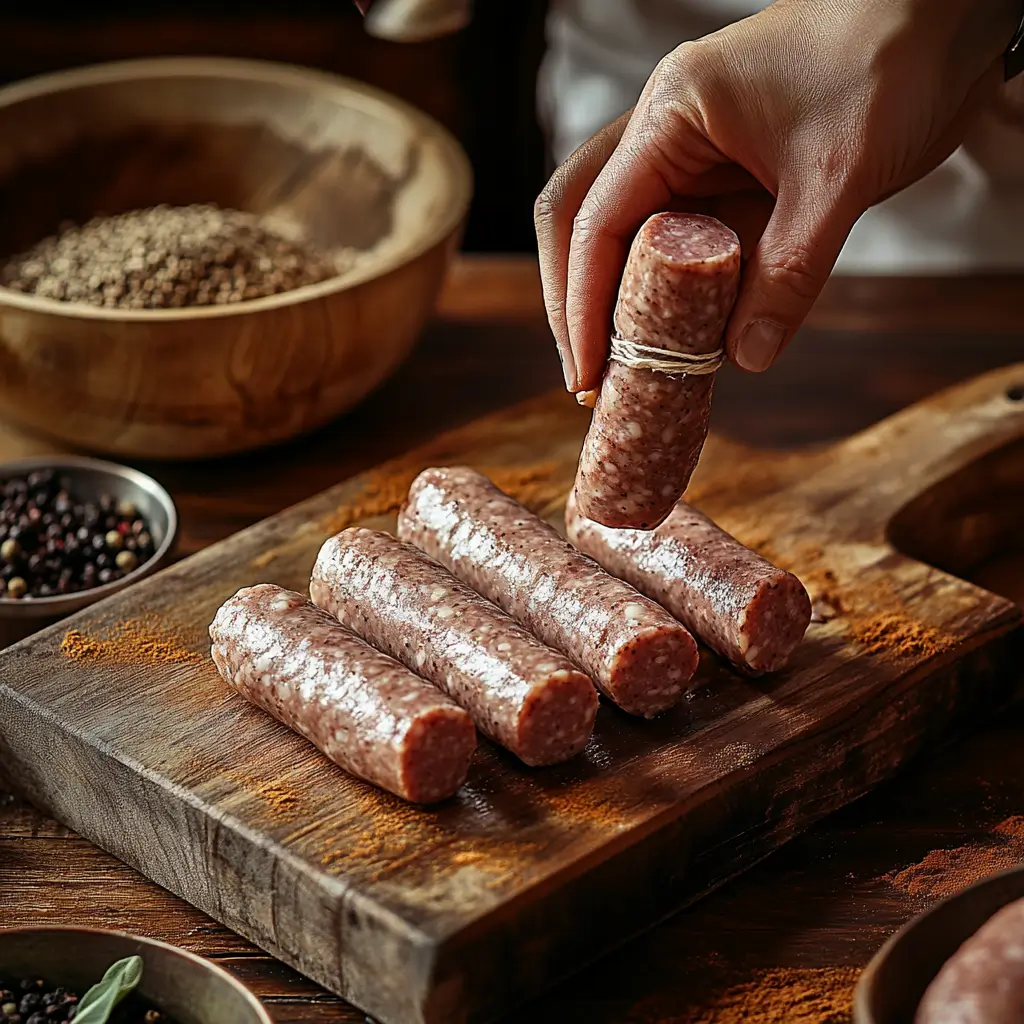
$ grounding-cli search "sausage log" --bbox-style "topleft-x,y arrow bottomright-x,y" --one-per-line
565,493 -> 811,675
916,895 -> 1024,1024
310,529 -> 598,766
397,466 -> 699,717
209,584 -> 476,803
574,212 -> 741,530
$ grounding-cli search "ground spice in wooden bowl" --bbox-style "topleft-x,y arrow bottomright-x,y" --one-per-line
1,204 -> 342,309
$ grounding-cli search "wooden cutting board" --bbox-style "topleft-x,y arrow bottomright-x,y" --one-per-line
2,365 -> 1024,1024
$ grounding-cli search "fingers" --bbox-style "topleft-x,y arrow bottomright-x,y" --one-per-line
563,47 -> 734,390
535,112 -> 631,390
726,181 -> 861,372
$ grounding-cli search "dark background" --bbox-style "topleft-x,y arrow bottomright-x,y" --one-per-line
0,6 -> 553,253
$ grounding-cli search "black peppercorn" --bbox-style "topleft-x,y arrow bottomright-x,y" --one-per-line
0,472 -> 158,601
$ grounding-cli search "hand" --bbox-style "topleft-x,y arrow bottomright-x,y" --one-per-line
535,0 -> 1020,390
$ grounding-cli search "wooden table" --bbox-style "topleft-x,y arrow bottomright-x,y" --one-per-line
1,256 -> 1022,1023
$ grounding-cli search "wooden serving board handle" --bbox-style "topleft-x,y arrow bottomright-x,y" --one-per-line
778,363 -> 1024,543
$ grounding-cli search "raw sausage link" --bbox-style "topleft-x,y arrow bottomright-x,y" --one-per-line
565,492 -> 811,675
209,584 -> 476,804
398,467 -> 699,717
310,529 -> 598,766
916,895 -> 1024,1024
574,212 -> 741,530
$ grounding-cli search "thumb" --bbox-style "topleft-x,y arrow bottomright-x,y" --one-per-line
726,181 -> 860,372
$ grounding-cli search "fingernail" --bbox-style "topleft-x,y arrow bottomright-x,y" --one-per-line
735,320 -> 786,372
558,345 -> 578,391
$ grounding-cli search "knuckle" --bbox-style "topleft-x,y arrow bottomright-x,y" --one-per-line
533,179 -> 562,230
571,204 -> 599,242
760,246 -> 823,304
646,40 -> 722,138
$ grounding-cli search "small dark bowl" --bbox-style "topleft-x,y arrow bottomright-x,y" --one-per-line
854,865 -> 1024,1023
0,927 -> 271,1024
0,455 -> 177,647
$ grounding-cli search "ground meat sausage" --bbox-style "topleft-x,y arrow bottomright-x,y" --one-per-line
565,493 -> 811,675
397,467 -> 699,717
916,896 -> 1024,1024
574,212 -> 741,530
209,584 -> 476,804
310,528 -> 598,766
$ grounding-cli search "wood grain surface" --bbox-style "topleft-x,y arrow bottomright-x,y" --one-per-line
1,259 -> 1024,1024
1,332 -> 1022,1019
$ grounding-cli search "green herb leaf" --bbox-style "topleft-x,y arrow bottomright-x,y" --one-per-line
72,955 -> 144,1024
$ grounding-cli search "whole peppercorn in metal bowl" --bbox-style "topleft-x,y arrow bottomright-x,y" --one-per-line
0,928 -> 271,1024
0,456 -> 176,648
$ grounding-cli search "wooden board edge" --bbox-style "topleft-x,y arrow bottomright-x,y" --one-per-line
422,623 -> 1024,1023
0,674 -> 443,1024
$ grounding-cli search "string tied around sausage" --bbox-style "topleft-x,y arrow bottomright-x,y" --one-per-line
576,336 -> 727,407
608,334 -> 725,377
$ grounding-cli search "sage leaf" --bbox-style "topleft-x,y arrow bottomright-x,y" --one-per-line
73,955 -> 144,1024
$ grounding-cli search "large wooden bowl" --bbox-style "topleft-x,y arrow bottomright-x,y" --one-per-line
0,58 -> 472,459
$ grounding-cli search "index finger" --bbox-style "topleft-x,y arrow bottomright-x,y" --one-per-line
564,108 -> 690,389
535,112 -> 632,390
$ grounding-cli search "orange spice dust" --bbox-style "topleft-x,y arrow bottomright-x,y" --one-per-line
884,815 -> 1024,903
315,785 -> 542,890
630,966 -> 860,1024
852,613 -> 949,659
751,539 -> 955,662
60,615 -> 203,667
320,459 -> 568,536
246,781 -> 303,823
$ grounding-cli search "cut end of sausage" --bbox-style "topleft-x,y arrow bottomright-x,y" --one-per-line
399,705 -> 477,803
515,669 -> 598,767
571,481 -> 674,532
643,212 -> 741,269
737,573 -> 813,675
603,622 -> 699,718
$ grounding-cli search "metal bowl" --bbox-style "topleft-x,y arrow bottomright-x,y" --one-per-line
0,927 -> 271,1024
854,865 -> 1024,1023
0,455 -> 177,647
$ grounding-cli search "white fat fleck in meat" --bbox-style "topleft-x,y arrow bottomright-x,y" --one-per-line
429,586 -> 448,602
435,605 -> 454,619
625,421 -> 643,439
623,603 -> 646,621
496,641 -> 512,653
415,650 -> 427,668
661,426 -> 675,444
253,651 -> 274,674
603,461 -> 620,476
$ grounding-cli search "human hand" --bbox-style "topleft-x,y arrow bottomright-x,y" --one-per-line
535,0 -> 1020,390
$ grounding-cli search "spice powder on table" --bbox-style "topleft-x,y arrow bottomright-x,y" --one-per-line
884,814 -> 1024,903
629,965 -> 860,1024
